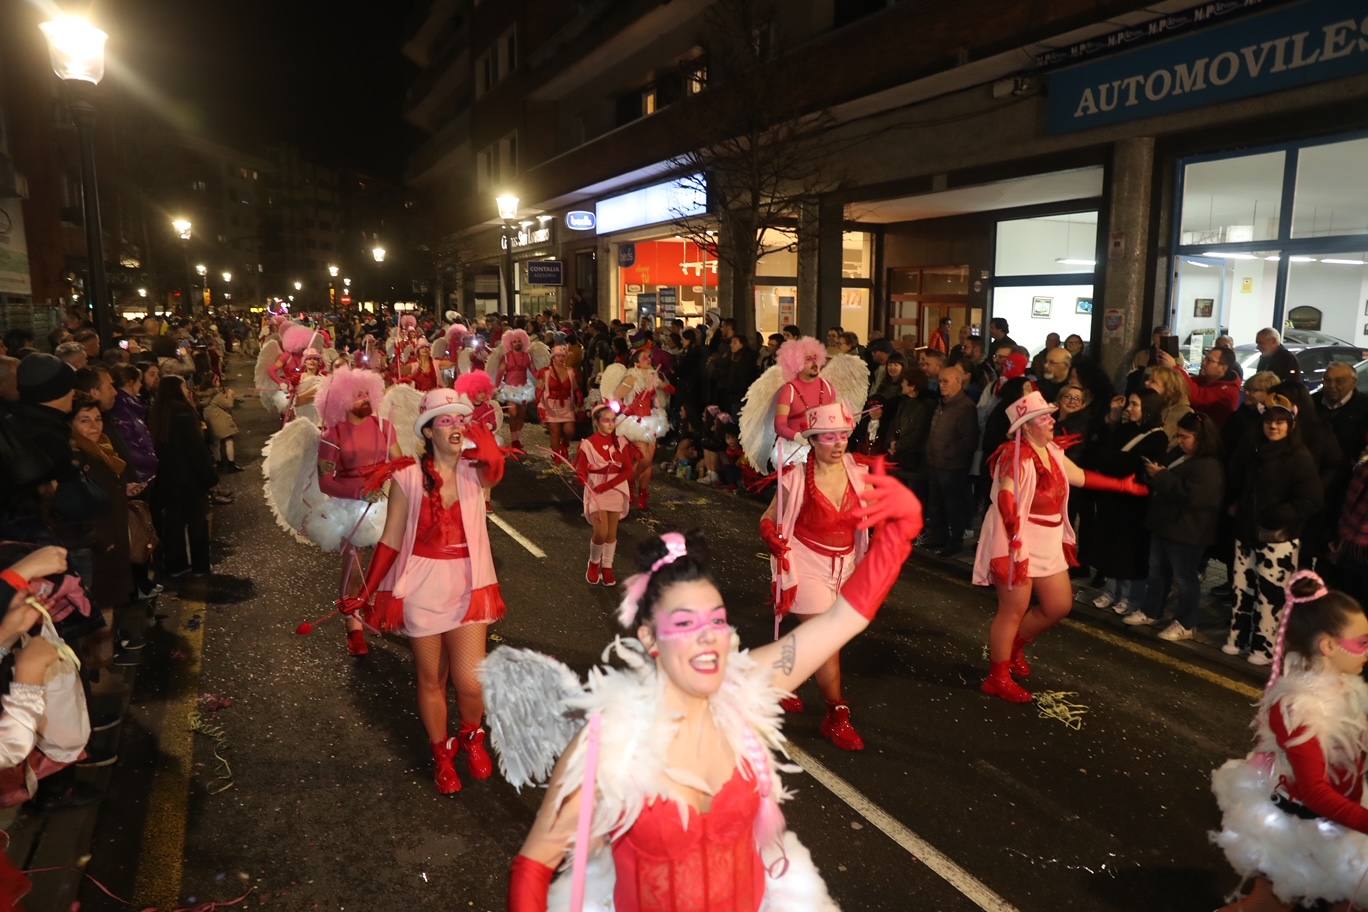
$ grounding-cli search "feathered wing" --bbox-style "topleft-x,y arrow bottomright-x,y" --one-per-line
321,346 -> 340,368
379,383 -> 424,458
740,364 -> 786,472
431,335 -> 448,362
456,349 -> 472,376
598,362 -> 628,400
255,339 -> 283,413
484,343 -> 505,384
260,418 -> 322,546
821,353 -> 871,417
530,340 -> 551,372
479,647 -> 587,790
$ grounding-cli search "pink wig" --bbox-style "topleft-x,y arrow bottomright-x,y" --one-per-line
316,366 -> 384,429
502,328 -> 530,351
399,314 -> 418,332
271,314 -> 289,330
281,323 -> 321,354
446,324 -> 468,352
455,370 -> 495,400
776,338 -> 827,380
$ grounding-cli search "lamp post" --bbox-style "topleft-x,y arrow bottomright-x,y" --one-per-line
496,193 -> 519,316
195,263 -> 207,310
327,263 -> 339,309
371,245 -> 387,313
40,15 -> 111,342
171,216 -> 194,315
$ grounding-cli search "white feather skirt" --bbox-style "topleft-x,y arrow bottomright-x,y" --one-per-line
261,389 -> 288,417
497,378 -> 538,404
299,496 -> 388,552
615,412 -> 668,444
1211,757 -> 1368,906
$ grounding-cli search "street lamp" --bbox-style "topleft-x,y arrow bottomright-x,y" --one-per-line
327,264 -> 339,278
221,270 -> 232,285
171,217 -> 192,240
326,264 -> 339,309
195,263 -> 207,310
371,245 -> 386,264
495,192 -> 520,315
136,287 -> 147,298
293,280 -> 302,291
170,216 -> 194,314
40,15 -> 111,342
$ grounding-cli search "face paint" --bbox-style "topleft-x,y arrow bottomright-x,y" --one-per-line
655,607 -> 730,640
814,431 -> 850,445
1336,635 -> 1368,656
432,414 -> 467,429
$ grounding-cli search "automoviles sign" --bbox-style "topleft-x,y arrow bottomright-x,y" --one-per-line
1046,0 -> 1368,133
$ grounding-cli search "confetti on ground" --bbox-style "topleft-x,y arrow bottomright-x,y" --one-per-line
1034,691 -> 1088,730
189,709 -> 235,794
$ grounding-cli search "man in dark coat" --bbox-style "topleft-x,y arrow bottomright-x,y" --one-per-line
921,363 -> 979,557
1314,361 -> 1368,465
1254,328 -> 1301,382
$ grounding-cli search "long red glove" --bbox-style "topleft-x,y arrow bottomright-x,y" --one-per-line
842,473 -> 923,621
1271,702 -> 1368,833
463,423 -> 506,486
1081,470 -> 1147,496
360,457 -> 416,497
508,855 -> 554,912
997,488 -> 1022,552
759,517 -> 790,571
337,542 -> 398,616
1053,432 -> 1083,452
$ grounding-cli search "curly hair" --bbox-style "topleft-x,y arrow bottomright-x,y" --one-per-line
455,370 -> 495,400
776,337 -> 827,380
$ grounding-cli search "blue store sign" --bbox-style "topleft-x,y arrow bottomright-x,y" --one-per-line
526,260 -> 565,286
1046,0 -> 1368,134
565,210 -> 596,231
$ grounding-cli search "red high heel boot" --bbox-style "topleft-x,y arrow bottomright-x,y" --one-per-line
346,628 -> 369,657
981,662 -> 1033,703
1009,637 -> 1031,678
430,738 -> 462,795
819,702 -> 865,751
459,723 -> 494,781
779,695 -> 806,714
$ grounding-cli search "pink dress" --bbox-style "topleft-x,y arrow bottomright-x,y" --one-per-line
971,442 -> 1077,587
769,456 -> 869,619
575,433 -> 634,521
541,367 -> 578,423
318,417 -> 396,500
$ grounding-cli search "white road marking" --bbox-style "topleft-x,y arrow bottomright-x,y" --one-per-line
488,513 -> 547,558
787,743 -> 1020,912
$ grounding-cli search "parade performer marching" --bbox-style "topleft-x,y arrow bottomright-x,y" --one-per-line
758,401 -> 874,751
388,315 -> 422,383
435,323 -> 474,386
538,344 -> 581,465
575,402 -> 637,587
291,347 -> 327,425
456,370 -> 504,512
255,322 -> 322,418
399,338 -> 441,392
600,349 -> 670,511
1210,573 -> 1368,911
488,328 -> 549,451
339,387 -> 508,795
491,470 -> 922,910
972,391 -> 1148,703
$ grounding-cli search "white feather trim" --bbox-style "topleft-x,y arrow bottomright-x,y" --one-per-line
497,378 -> 538,404
531,340 -> 552,372
598,363 -> 628,401
485,344 -> 505,385
379,384 -> 424,458
480,647 -> 587,790
615,413 -> 668,443
255,339 -> 283,415
1252,658 -> 1368,784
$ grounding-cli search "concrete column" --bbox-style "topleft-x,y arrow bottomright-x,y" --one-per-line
1099,136 -> 1156,379
797,199 -> 843,337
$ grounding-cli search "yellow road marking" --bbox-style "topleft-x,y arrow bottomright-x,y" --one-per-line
132,599 -> 206,908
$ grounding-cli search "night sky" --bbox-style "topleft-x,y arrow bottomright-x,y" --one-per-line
101,0 -> 424,178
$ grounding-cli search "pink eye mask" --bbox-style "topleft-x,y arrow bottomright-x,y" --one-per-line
656,608 -> 730,640
1336,636 -> 1368,656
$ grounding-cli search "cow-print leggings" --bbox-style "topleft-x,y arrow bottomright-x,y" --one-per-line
1226,538 -> 1300,661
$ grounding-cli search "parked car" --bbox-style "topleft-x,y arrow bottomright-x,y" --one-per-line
1357,358 -> 1368,393
1232,340 -> 1368,392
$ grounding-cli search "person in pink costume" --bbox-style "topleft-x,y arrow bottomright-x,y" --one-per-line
537,344 -> 580,464
440,324 -> 470,384
759,401 -> 875,751
972,391 -> 1149,703
314,366 -> 404,655
773,338 -> 837,445
401,338 -> 441,392
268,323 -> 322,391
575,403 -> 637,587
340,388 -> 508,795
456,371 -> 501,512
494,328 -> 536,450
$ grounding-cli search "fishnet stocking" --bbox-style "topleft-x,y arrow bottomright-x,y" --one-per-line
410,623 -> 489,742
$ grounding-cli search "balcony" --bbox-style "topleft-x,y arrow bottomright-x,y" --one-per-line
405,44 -> 472,132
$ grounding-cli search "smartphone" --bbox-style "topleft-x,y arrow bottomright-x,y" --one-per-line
1160,335 -> 1181,359
118,340 -> 129,349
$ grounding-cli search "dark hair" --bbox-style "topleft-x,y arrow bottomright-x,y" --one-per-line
782,324 -> 801,338
900,367 -> 928,393
1210,346 -> 1237,374
628,530 -> 714,629
149,375 -> 191,445
840,331 -> 859,349
1175,411 -> 1221,459
1127,388 -> 1165,430
1282,579 -> 1365,663
72,366 -> 105,395
69,392 -> 100,417
682,328 -> 697,345
990,317 -> 1010,333
885,352 -> 906,367
767,333 -> 784,346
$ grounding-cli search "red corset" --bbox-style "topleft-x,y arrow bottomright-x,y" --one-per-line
412,365 -> 438,391
1028,450 -> 1066,520
794,461 -> 859,553
625,387 -> 655,418
504,349 -> 531,385
611,770 -> 765,912
414,491 -> 468,559
545,369 -> 573,400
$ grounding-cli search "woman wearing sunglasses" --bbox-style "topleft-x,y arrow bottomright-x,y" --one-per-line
759,401 -> 888,751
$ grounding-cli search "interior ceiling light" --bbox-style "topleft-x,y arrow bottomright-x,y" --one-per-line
1264,255 -> 1280,261
1319,258 -> 1366,265
1055,258 -> 1096,266
1199,251 -> 1256,260
1288,255 -> 1318,262
1185,259 -> 1213,268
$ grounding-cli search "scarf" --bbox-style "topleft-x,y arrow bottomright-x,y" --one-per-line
72,432 -> 127,478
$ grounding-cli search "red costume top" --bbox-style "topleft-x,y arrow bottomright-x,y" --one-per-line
269,351 -> 305,388
1025,448 -> 1066,521
410,361 -> 440,392
1270,702 -> 1368,832
543,367 -> 576,403
793,460 -> 859,554
471,401 -> 499,433
502,349 -> 532,387
318,417 -> 396,500
610,769 -> 766,912
574,433 -> 635,492
774,377 -> 834,440
413,484 -> 470,560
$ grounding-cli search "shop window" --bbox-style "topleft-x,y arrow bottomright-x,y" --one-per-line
842,232 -> 871,279
1171,251 -> 1279,358
1180,152 -> 1285,246
842,288 -> 871,341
991,284 -> 1095,360
1285,252 -> 1368,353
1292,138 -> 1368,239
995,213 -> 1098,277
757,228 -> 798,276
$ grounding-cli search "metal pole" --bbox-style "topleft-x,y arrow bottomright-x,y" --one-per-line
69,93 -> 111,343
502,223 -> 516,317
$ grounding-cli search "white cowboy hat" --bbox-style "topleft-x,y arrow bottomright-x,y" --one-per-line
1006,389 -> 1057,435
414,387 -> 473,439
802,401 -> 856,436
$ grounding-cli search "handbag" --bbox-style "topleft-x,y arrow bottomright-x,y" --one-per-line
27,603 -> 90,764
128,499 -> 159,565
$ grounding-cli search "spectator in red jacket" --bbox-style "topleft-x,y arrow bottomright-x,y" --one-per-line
1155,346 -> 1241,428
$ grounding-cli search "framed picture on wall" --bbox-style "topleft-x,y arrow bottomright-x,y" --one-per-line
1194,298 -> 1214,318
1075,297 -> 1093,315
1031,296 -> 1052,318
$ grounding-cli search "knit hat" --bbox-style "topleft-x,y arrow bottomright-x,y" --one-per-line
18,353 -> 76,404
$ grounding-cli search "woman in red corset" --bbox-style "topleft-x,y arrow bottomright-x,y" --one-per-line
538,344 -> 580,464
402,338 -> 441,391
503,464 -> 922,911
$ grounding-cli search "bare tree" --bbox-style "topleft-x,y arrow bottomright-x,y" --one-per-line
669,0 -> 848,339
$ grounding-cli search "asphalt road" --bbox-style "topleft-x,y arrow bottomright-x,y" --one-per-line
82,359 -> 1263,911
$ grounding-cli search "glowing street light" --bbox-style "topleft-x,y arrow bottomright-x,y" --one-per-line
39,16 -> 108,84
371,245 -> 386,264
136,287 -> 147,298
495,193 -> 520,313
293,280 -> 303,291
327,264 -> 339,278
221,271 -> 232,284
195,263 -> 207,277
343,277 -> 351,287
495,193 -> 520,221
171,217 -> 192,240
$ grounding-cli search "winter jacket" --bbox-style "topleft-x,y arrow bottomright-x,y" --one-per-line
1078,421 -> 1168,579
1178,369 -> 1241,428
1228,435 -> 1323,543
925,392 -> 979,472
1256,346 -> 1301,383
1145,450 -> 1224,546
108,391 -> 158,482
1315,388 -> 1368,467
152,407 -> 218,498
889,395 -> 933,479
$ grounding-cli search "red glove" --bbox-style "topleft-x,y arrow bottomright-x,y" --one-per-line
1081,470 -> 1147,496
997,488 -> 1022,552
1053,432 -> 1083,452
759,517 -> 790,571
337,542 -> 398,616
841,472 -> 922,622
463,423 -> 506,486
360,457 -> 416,497
508,855 -> 555,912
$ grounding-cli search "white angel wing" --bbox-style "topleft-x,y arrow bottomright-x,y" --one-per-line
457,349 -> 472,376
260,417 -> 322,546
255,339 -> 283,414
431,335 -> 449,362
822,353 -> 871,417
479,646 -> 587,790
530,340 -> 551,372
740,364 -> 785,471
379,383 -> 425,458
599,362 -> 628,400
322,347 -> 340,368
484,343 -> 505,383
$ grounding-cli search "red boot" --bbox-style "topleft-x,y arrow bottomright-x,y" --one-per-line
981,662 -> 1033,703
346,628 -> 369,657
1009,637 -> 1031,679
819,702 -> 865,751
430,738 -> 462,795
586,562 -> 601,584
458,723 -> 494,781
779,695 -> 806,714
600,566 -> 617,586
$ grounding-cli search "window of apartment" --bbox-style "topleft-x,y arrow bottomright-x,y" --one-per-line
476,50 -> 493,98
498,26 -> 517,81
499,132 -> 518,178
191,179 -> 207,192
642,86 -> 658,116
685,62 -> 708,95
476,146 -> 496,193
